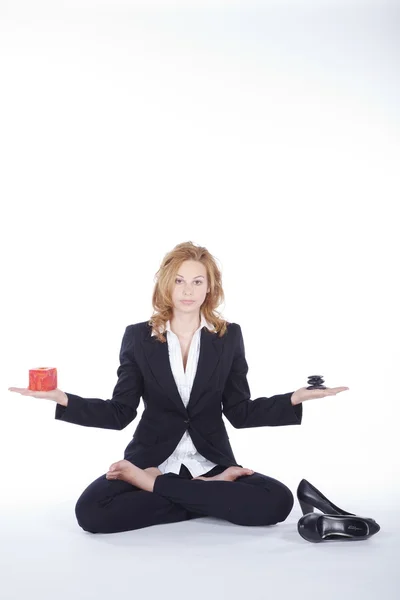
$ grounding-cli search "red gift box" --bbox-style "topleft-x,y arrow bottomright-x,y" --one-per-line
29,367 -> 57,391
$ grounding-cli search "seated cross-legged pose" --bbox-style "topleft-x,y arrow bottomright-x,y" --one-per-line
9,241 -> 349,534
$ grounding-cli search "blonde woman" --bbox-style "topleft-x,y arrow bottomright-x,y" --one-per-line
9,241 -> 348,534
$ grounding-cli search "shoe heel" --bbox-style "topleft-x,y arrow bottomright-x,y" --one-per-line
299,499 -> 314,515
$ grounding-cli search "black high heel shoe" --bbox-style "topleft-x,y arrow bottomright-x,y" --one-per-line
298,513 -> 380,543
297,478 -> 377,524
297,478 -> 356,516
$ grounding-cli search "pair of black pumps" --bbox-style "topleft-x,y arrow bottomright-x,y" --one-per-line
296,479 -> 380,542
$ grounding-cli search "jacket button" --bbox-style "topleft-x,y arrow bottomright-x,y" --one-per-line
184,419 -> 190,424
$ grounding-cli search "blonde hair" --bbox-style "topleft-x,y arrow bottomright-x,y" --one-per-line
148,241 -> 228,343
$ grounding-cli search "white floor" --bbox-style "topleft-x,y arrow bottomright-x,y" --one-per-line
1,499 -> 398,600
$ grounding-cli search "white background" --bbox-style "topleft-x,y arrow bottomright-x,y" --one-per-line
1,0 -> 399,517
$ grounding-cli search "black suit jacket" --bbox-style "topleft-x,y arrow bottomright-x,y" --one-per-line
55,321 -> 302,469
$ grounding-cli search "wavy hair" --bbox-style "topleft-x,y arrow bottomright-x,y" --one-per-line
148,241 -> 228,343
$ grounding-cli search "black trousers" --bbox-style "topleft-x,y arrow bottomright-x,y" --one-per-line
74,462 -> 295,534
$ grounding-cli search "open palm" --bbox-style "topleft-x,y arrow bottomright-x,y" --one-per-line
8,386 -> 64,403
292,386 -> 349,405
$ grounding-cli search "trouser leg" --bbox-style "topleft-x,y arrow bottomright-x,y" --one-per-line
153,469 -> 294,526
75,473 -> 192,534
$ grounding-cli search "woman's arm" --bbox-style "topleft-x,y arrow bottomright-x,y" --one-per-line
57,391 -> 68,406
222,324 -> 303,429
55,325 -> 143,430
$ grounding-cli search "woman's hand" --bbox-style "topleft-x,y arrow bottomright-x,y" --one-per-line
291,386 -> 349,405
8,387 -> 68,405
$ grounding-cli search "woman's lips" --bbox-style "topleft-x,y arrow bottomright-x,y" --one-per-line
181,300 -> 195,304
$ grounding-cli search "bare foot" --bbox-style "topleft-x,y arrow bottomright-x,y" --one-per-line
144,467 -> 163,477
193,466 -> 254,482
106,460 -> 159,492
106,459 -> 141,483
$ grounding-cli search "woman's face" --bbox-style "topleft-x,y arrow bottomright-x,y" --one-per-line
171,260 -> 210,315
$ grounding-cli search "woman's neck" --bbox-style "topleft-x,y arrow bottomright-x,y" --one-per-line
170,312 -> 201,337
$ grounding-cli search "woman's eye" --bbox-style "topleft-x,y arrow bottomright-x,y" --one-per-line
175,279 -> 201,284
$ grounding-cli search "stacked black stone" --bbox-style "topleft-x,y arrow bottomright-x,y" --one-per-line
306,375 -> 327,390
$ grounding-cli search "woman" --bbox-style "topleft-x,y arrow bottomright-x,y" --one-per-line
9,241 -> 349,534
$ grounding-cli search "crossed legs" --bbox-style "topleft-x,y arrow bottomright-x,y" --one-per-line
75,461 -> 294,534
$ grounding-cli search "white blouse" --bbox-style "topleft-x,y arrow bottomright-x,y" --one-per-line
151,312 -> 220,477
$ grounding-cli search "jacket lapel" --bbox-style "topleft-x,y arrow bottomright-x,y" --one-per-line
142,324 -> 224,414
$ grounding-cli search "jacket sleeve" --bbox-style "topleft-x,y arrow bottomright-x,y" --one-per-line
54,325 -> 143,430
222,324 -> 303,429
